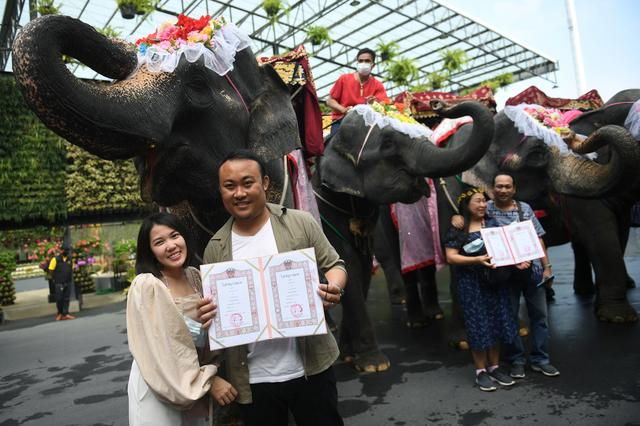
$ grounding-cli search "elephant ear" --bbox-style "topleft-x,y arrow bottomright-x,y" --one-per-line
247,65 -> 301,161
319,136 -> 365,197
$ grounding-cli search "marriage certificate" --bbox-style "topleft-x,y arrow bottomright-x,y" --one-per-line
480,220 -> 544,267
200,248 -> 327,349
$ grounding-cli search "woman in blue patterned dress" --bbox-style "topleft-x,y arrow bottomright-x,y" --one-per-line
444,188 -> 519,392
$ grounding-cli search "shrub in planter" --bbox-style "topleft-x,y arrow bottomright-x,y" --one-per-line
387,57 -> 419,86
0,251 -> 17,306
37,0 -> 61,16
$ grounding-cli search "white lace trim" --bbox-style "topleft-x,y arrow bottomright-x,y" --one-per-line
504,104 -> 596,160
352,104 -> 434,140
624,99 -> 640,141
136,23 -> 251,75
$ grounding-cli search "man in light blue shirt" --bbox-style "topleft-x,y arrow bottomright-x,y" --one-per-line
487,174 -> 559,378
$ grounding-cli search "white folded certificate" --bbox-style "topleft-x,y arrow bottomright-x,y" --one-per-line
480,220 -> 544,267
200,248 -> 327,350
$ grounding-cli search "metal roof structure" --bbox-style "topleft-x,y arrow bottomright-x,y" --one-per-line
1,0 -> 558,99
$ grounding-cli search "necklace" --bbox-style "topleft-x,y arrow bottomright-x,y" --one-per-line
355,73 -> 365,97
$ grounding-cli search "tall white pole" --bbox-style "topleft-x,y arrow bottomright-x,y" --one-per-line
566,0 -> 587,95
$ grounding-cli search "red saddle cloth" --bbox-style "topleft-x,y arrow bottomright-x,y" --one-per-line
505,85 -> 604,111
259,45 -> 324,158
394,86 -> 497,120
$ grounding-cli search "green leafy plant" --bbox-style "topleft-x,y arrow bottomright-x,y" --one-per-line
440,49 -> 468,73
117,0 -> 154,19
263,0 -> 284,17
387,57 -> 419,86
459,72 -> 513,95
37,0 -> 62,16
98,26 -> 123,39
376,40 -> 400,62
306,26 -> 331,46
0,250 -> 17,305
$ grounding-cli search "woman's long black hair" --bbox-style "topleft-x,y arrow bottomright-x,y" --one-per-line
455,189 -> 491,247
135,212 -> 194,278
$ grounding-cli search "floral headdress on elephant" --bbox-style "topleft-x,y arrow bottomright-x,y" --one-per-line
135,14 -> 251,76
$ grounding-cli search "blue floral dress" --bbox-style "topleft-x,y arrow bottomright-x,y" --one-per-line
445,222 -> 518,351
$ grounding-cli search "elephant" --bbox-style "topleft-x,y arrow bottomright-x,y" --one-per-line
313,100 -> 495,371
11,15 -> 301,258
435,105 -> 640,326
562,90 -> 640,296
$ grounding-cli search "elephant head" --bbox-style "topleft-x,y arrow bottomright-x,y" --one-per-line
569,89 -> 640,137
12,15 -> 300,228
318,100 -> 495,205
464,110 -> 640,203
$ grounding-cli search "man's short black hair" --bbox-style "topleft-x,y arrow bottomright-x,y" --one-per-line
493,173 -> 516,187
218,149 -> 267,179
356,48 -> 376,63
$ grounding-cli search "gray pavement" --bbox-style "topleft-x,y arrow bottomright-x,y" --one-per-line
2,236 -> 640,425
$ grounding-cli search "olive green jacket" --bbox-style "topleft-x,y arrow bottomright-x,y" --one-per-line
202,203 -> 345,404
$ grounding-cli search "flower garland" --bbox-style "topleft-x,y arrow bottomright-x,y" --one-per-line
352,102 -> 433,140
371,101 -> 420,125
503,104 -> 596,158
522,105 -> 571,135
135,14 -> 251,75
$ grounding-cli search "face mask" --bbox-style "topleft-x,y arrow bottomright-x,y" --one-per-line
463,238 -> 485,254
183,314 -> 206,348
356,62 -> 372,75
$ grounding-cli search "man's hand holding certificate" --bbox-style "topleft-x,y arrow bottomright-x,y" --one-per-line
480,220 -> 544,267
200,248 -> 327,350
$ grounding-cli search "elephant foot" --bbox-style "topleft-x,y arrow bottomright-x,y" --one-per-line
423,304 -> 445,321
352,350 -> 391,373
596,302 -> 639,323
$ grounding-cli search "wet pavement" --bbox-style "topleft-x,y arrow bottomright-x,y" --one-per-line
1,233 -> 640,425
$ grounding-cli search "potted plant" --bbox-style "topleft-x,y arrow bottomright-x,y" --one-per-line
376,40 -> 400,62
263,0 -> 282,17
306,26 -> 331,46
427,71 -> 446,90
387,57 -> 419,86
117,0 -> 153,19
117,0 -> 136,19
440,48 -> 467,73
37,0 -> 61,16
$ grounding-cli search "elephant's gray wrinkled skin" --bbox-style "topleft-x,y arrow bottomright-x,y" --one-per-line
314,101 -> 495,371
436,102 -> 640,324
554,90 -> 640,301
12,15 -> 300,256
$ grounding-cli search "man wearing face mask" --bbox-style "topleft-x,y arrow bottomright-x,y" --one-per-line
327,48 -> 389,134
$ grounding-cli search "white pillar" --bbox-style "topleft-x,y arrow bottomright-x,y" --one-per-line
566,0 -> 587,95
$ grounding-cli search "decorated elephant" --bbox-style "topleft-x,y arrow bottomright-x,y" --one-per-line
436,102 -> 640,325
314,100 -> 495,371
12,15 -> 300,258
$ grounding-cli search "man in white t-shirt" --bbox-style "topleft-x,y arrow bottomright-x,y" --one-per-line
203,149 -> 347,425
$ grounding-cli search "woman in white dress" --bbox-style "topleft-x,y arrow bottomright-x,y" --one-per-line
127,212 -> 237,425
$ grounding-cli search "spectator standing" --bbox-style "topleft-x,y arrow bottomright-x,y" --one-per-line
444,188 -> 518,391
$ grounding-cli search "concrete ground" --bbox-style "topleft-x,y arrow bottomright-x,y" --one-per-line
1,236 -> 640,425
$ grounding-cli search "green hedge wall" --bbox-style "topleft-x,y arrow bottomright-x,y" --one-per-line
0,74 -> 151,227
0,76 -> 67,224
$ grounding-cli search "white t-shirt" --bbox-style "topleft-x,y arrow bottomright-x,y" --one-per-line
231,218 -> 305,384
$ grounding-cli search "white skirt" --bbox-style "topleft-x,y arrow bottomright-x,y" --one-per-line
127,360 -> 207,426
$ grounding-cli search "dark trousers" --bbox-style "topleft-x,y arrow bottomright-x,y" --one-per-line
239,367 -> 343,426
55,283 -> 70,315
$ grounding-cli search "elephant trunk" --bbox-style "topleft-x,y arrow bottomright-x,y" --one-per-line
403,100 -> 494,177
547,125 -> 640,197
12,15 -> 173,160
